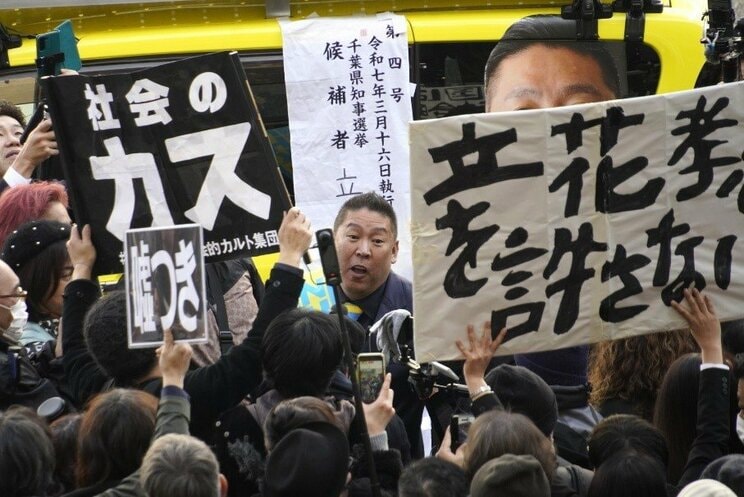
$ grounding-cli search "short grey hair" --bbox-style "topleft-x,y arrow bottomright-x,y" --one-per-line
140,434 -> 220,497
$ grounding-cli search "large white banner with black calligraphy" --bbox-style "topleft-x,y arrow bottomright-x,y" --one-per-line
411,81 -> 744,361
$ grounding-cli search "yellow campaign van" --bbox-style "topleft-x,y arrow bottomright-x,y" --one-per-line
0,0 -> 709,280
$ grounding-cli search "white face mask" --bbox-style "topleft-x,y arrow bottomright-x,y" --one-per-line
0,299 -> 28,343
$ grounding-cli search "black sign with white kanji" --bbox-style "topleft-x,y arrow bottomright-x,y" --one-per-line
43,52 -> 290,274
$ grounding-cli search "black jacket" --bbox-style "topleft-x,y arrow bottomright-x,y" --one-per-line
62,265 -> 304,440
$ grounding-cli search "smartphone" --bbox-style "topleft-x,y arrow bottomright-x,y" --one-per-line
450,413 -> 474,452
36,20 -> 82,78
19,103 -> 47,145
356,352 -> 386,403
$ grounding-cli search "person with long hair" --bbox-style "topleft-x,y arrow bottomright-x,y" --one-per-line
67,388 -> 159,496
654,353 -> 703,484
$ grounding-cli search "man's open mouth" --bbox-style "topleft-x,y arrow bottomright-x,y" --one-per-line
350,265 -> 368,275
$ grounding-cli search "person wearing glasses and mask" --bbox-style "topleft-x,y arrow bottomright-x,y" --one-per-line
0,257 -> 61,410
0,258 -> 28,344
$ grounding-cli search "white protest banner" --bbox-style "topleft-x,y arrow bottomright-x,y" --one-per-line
411,81 -> 744,362
125,224 -> 207,348
281,14 -> 413,279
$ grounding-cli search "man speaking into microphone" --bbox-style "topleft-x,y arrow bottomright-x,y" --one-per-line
332,192 -> 423,454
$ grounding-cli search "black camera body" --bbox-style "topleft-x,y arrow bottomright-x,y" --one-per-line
702,0 -> 743,82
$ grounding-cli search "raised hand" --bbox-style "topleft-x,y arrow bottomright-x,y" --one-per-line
671,288 -> 722,364
456,322 -> 507,394
362,372 -> 395,436
157,328 -> 193,389
67,224 -> 96,280
277,207 -> 312,268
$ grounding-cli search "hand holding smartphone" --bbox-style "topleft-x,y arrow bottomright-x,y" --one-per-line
356,352 -> 386,403
450,413 -> 474,452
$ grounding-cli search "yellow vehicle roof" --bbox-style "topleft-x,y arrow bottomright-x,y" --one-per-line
2,0 -> 704,93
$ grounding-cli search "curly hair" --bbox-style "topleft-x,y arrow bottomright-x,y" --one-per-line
588,330 -> 697,421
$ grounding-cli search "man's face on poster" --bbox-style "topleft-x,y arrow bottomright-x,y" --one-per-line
486,44 -> 617,112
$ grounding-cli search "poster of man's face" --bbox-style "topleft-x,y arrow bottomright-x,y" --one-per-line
484,16 -> 627,113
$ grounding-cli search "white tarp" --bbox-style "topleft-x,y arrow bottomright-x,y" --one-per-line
281,14 -> 413,278
411,81 -> 744,361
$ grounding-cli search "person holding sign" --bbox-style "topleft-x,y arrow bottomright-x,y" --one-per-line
61,208 -> 312,440
436,288 -> 730,497
0,100 -> 59,194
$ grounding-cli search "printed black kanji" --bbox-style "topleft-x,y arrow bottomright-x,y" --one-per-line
323,41 -> 344,60
327,86 -> 347,105
350,54 -> 362,70
347,38 -> 361,53
379,179 -> 394,194
331,130 -> 349,149
368,36 -> 383,50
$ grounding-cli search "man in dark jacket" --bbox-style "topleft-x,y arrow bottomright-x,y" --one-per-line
62,209 -> 312,440
332,192 -> 422,455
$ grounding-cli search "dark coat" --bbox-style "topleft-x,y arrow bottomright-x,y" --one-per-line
62,265 -> 304,440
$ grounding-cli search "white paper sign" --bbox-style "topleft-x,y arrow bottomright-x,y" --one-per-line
281,14 -> 413,278
411,81 -> 744,361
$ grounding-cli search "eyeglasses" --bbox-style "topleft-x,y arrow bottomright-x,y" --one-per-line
0,290 -> 27,300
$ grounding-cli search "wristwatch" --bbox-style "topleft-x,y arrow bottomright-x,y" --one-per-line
469,385 -> 492,401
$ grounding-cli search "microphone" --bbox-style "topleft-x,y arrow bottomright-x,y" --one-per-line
372,309 -> 419,370
430,361 -> 460,382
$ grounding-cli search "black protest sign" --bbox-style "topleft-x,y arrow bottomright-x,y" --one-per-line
125,223 -> 207,348
43,52 -> 290,275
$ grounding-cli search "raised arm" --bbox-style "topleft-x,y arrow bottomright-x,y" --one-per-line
436,323 -> 507,467
456,322 -> 507,415
97,330 -> 193,497
10,118 -> 58,179
62,224 -> 107,406
671,288 -> 723,364
182,208 -> 312,438
671,288 -> 730,490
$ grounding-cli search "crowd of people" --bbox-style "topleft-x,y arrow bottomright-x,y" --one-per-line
2,13 -> 744,497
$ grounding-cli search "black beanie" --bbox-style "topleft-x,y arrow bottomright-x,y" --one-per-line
1,220 -> 70,271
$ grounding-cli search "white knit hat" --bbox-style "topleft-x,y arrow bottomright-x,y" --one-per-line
678,479 -> 736,497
